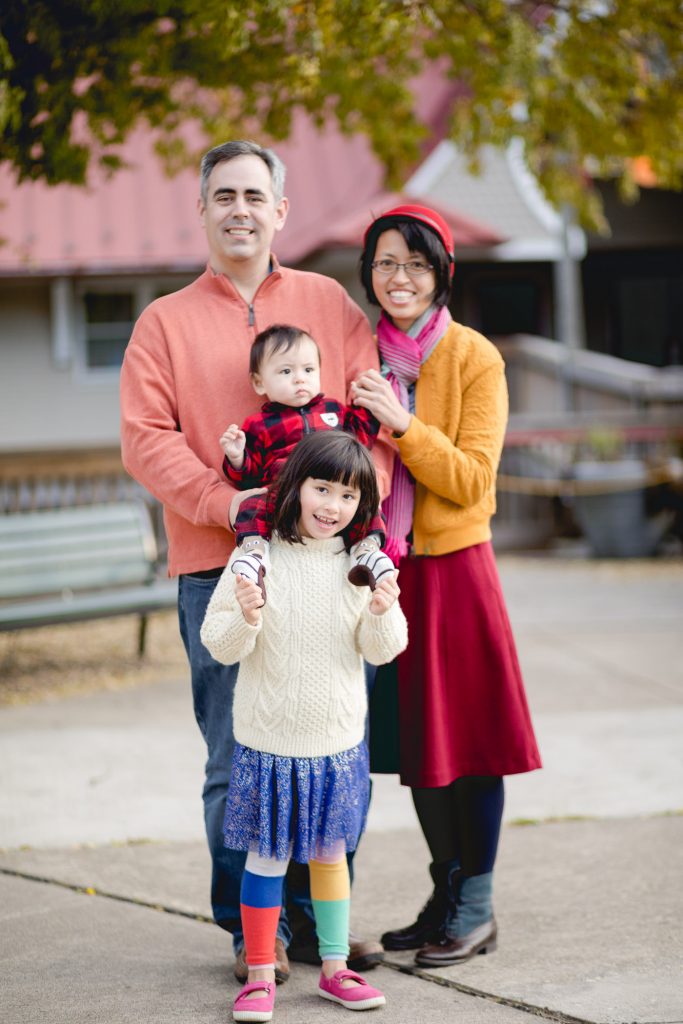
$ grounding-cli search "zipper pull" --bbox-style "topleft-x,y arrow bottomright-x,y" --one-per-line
248,304 -> 255,327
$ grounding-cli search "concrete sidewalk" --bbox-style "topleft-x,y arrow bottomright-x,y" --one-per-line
1,556 -> 682,1023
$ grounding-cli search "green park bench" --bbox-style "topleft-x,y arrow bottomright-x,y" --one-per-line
0,501 -> 178,656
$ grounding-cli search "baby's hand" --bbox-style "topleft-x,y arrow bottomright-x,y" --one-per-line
220,425 -> 246,467
369,572 -> 400,616
235,574 -> 264,626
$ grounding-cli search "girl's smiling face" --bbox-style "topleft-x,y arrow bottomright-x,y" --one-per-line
298,477 -> 361,539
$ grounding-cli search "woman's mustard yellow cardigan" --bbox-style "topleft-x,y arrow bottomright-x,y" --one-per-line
393,319 -> 508,556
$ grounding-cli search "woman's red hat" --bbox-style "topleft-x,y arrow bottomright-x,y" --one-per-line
363,203 -> 455,276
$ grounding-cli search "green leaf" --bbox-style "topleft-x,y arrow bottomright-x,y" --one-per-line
1,0 -> 681,226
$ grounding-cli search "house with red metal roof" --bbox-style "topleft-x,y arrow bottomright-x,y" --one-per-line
0,70 -> 505,456
1,84 -> 681,463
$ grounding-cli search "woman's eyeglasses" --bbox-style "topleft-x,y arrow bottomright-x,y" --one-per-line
371,259 -> 434,277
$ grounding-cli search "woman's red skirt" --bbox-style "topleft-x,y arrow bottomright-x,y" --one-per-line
396,541 -> 542,787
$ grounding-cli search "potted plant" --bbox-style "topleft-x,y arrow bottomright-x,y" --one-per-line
570,427 -> 673,557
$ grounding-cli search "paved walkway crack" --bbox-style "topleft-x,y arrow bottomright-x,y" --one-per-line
0,866 -> 213,924
380,958 -> 597,1023
4,865 -> 603,1023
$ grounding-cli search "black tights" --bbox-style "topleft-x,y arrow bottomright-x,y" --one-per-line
411,776 -> 504,876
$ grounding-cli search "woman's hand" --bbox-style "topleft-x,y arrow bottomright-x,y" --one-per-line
235,574 -> 264,626
351,369 -> 412,436
369,572 -> 400,616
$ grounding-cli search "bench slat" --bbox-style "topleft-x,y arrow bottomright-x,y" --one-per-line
0,523 -> 145,558
0,580 -> 178,630
0,502 -> 175,654
0,502 -> 148,536
1,540 -> 151,580
0,502 -> 157,562
0,561 -> 154,600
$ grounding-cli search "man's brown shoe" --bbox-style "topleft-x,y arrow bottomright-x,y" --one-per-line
288,932 -> 384,971
348,933 -> 384,972
233,939 -> 290,985
233,946 -> 248,984
274,938 -> 290,984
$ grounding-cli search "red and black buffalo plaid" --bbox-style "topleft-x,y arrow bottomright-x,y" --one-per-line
226,393 -> 385,546
223,393 -> 380,489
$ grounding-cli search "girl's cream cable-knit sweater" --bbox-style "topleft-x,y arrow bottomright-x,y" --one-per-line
200,536 -> 408,758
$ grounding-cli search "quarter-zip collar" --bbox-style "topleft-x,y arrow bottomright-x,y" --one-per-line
206,254 -> 283,305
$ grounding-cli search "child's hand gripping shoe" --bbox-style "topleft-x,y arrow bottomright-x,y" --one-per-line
319,969 -> 386,1011
231,538 -> 269,603
348,536 -> 395,592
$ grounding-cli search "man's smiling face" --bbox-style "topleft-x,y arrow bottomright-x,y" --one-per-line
199,154 -> 288,274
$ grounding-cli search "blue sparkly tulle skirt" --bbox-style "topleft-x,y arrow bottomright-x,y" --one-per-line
223,741 -> 370,863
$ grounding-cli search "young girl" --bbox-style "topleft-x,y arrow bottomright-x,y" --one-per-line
201,431 -> 407,1022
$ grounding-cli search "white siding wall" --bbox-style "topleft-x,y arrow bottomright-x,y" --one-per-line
0,282 -> 121,451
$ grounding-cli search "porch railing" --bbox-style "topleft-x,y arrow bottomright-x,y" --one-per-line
2,418 -> 681,562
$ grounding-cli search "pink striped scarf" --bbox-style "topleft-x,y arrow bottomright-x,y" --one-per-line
377,305 -> 452,563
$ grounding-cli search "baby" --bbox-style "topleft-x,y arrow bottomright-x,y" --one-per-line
221,323 -> 395,599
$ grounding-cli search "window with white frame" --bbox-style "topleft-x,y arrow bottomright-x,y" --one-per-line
76,277 -> 192,373
83,291 -> 135,369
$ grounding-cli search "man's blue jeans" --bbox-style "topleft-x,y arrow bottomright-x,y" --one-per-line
178,572 -> 292,951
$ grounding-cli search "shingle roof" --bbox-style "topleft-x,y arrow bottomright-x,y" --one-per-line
406,140 -> 572,260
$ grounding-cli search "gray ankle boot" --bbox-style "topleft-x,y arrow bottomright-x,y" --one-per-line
414,870 -> 497,967
447,871 -> 493,939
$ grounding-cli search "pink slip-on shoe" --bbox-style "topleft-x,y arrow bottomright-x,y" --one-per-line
233,981 -> 275,1022
318,969 -> 386,1010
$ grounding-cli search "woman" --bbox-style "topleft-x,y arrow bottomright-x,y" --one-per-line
351,204 -> 541,967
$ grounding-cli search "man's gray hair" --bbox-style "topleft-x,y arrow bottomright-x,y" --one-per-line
200,141 -> 287,204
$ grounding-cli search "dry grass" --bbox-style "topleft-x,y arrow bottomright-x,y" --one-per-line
0,611 -> 187,706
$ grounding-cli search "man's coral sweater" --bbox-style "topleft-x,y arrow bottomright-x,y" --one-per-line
120,263 -> 392,577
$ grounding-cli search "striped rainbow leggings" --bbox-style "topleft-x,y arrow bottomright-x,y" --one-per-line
241,844 -> 350,967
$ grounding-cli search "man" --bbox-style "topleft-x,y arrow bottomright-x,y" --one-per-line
120,140 -> 391,981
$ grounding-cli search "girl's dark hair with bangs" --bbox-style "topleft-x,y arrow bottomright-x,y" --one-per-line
359,218 -> 452,308
271,431 -> 380,551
